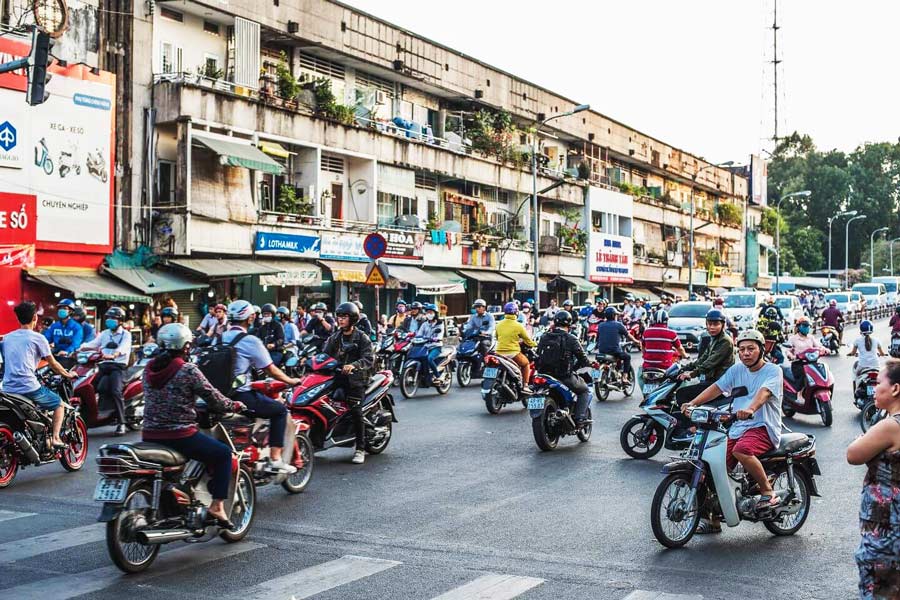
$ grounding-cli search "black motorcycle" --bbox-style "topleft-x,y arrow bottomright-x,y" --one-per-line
457,333 -> 496,387
0,368 -> 88,488
527,368 -> 594,451
620,364 -> 695,459
481,346 -> 533,414
593,352 -> 636,400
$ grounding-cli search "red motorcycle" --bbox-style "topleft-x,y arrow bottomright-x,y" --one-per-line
624,318 -> 645,353
375,330 -> 414,385
289,355 -> 397,456
782,348 -> 835,427
70,348 -> 147,431
584,315 -> 602,354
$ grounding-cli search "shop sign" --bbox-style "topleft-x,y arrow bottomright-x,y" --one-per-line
320,233 -> 367,262
589,232 -> 633,284
0,244 -> 35,268
260,267 -> 321,287
383,230 -> 425,261
0,192 -> 35,244
254,231 -> 320,258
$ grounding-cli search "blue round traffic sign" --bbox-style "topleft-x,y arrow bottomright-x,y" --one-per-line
364,233 -> 387,259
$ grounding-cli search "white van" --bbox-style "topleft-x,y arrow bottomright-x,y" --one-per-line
722,290 -> 768,329
852,283 -> 888,309
872,277 -> 900,305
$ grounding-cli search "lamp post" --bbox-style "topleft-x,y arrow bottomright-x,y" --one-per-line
890,237 -> 900,276
870,227 -> 889,279
774,190 -> 811,293
827,210 -> 857,289
532,103 -> 590,304
688,160 -> 734,297
845,214 -> 867,287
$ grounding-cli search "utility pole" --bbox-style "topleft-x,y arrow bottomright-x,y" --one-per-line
771,0 -> 781,149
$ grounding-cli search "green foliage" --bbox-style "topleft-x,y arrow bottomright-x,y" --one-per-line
198,63 -> 223,80
759,207 -> 785,237
310,77 -> 355,124
617,181 -> 649,198
276,185 -> 300,214
466,109 -> 524,165
715,202 -> 743,228
559,225 -> 587,253
275,52 -> 299,100
789,227 -> 825,272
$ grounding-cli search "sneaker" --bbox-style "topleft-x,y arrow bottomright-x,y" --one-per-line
352,450 -> 365,464
267,459 -> 297,474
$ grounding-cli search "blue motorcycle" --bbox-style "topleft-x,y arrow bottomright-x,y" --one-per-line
400,338 -> 456,398
456,333 -> 495,387
526,368 -> 593,451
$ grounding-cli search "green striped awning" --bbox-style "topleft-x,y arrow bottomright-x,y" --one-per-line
104,267 -> 207,295
26,270 -> 152,304
193,135 -> 284,175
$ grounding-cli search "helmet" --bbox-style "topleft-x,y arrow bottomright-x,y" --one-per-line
396,299 -> 407,307
553,310 -> 573,327
795,315 -> 810,326
57,299 -> 75,308
423,303 -> 438,312
261,303 -> 277,315
705,309 -> 727,323
654,310 -> 669,324
335,301 -> 360,325
603,307 -> 618,320
503,302 -> 518,315
104,306 -> 126,320
410,301 -> 423,310
160,306 -> 179,320
522,301 -> 532,308
860,319 -> 874,334
353,300 -> 364,310
829,299 -> 837,307
251,304 -> 261,315
625,293 -> 635,301
276,306 -> 290,316
562,299 -> 574,307
472,299 -> 487,309
156,323 -> 192,351
71,306 -> 86,319
763,305 -> 779,319
227,300 -> 255,322
527,298 -> 535,305
713,297 -> 724,306
312,302 -> 327,311
736,328 -> 766,351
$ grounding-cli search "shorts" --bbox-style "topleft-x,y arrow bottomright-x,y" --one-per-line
726,426 -> 774,470
24,386 -> 62,410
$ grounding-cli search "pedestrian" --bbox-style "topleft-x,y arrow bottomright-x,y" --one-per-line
847,359 -> 900,599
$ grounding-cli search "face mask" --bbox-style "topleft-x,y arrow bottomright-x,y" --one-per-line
58,309 -> 69,319
523,308 -> 530,313
274,314 -> 282,321
261,316 -> 272,324
426,313 -> 436,321
105,319 -> 118,330
397,306 -> 406,313
798,325 -> 811,335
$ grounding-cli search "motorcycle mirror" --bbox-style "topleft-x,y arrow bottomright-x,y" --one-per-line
730,386 -> 749,398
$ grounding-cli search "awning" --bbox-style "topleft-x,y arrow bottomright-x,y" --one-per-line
503,272 -> 549,293
457,269 -> 514,285
259,261 -> 322,287
386,265 -> 465,295
318,260 -> 367,283
26,269 -> 152,304
104,267 -> 207,295
618,286 -> 660,302
555,275 -> 599,293
193,134 -> 284,175
422,269 -> 466,295
168,258 -> 281,279
258,141 -> 294,159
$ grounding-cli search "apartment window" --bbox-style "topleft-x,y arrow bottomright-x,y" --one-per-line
203,54 -> 220,76
321,154 -> 345,174
203,20 -> 220,35
298,52 -> 345,80
160,7 -> 183,22
377,192 -> 417,227
157,161 -> 175,206
160,42 -> 182,74
355,71 -> 393,96
415,171 -> 437,190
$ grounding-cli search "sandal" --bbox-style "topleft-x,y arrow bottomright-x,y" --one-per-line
696,519 -> 722,535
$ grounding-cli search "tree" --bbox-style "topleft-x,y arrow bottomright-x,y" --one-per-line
789,227 -> 825,272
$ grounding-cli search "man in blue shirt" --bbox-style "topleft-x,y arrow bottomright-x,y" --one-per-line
595,307 -> 642,383
463,299 -> 495,355
44,299 -> 83,365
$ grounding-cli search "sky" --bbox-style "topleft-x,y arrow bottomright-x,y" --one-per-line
344,0 -> 900,164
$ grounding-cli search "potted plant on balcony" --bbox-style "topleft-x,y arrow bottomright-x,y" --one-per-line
275,52 -> 300,107
275,184 -> 301,221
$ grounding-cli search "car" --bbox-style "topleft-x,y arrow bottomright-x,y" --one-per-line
774,294 -> 804,329
872,277 -> 900,305
722,290 -> 768,330
824,291 -> 862,318
852,283 -> 888,310
666,301 -> 712,351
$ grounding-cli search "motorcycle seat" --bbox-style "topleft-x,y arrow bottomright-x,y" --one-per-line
595,354 -> 616,363
127,442 -> 188,466
760,432 -> 809,458
365,372 -> 389,395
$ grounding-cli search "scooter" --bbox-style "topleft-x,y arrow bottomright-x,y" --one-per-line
70,349 -> 146,431
855,368 -> 883,433
527,367 -> 594,451
651,396 -> 820,548
375,330 -> 413,385
620,364 -> 691,459
400,338 -> 456,398
583,314 -> 601,354
781,349 -> 834,427
456,333 -> 495,387
34,137 -> 53,175
593,352 -> 636,401
623,318 -> 645,353
58,147 -> 81,178
86,148 -> 109,183
481,346 -> 535,414
819,326 -> 840,355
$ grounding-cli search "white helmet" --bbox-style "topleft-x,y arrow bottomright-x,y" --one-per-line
156,323 -> 192,351
654,309 -> 669,325
227,300 -> 254,322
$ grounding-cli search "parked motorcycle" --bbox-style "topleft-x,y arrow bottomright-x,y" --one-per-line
400,338 -> 456,398
456,333 -> 495,387
819,326 -> 840,355
593,352 -> 636,401
480,346 -> 535,414
289,354 -> 397,455
781,349 -> 834,426
70,348 -> 146,431
527,368 -> 593,451
86,148 -> 109,183
0,368 -> 87,488
95,403 -> 255,573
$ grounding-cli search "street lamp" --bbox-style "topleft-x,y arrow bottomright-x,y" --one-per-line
870,227 -> 889,279
775,190 -> 811,293
532,103 -> 590,302
845,214 -> 866,288
890,237 -> 900,276
688,160 -> 734,296
827,210 -> 857,289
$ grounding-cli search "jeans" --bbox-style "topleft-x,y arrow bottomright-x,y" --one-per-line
425,347 -> 441,379
336,372 -> 367,448
24,386 -> 62,410
559,374 -> 590,421
232,390 -> 287,449
152,432 -> 232,499
96,363 -> 126,424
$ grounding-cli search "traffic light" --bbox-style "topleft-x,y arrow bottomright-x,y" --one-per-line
26,29 -> 53,106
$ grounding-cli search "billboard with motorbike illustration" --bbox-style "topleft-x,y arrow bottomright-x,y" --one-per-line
0,36 -> 115,252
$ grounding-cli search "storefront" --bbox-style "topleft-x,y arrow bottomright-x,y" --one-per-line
103,266 -> 209,328
548,275 -> 599,306
503,272 -> 549,306
457,269 -> 514,312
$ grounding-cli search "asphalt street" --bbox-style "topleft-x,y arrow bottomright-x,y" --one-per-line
0,318 -> 892,600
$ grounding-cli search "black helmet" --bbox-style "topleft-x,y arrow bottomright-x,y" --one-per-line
261,303 -> 277,315
763,305 -> 779,319
604,306 -> 618,320
553,310 -> 573,327
410,301 -> 423,310
335,301 -> 360,325
895,305 -> 900,315
105,306 -> 126,321
160,306 -> 179,320
705,309 -> 727,323
71,306 -> 86,320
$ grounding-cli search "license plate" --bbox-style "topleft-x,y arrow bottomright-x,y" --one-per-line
483,367 -> 498,379
867,385 -> 876,397
591,369 -> 602,380
93,478 -> 128,503
527,397 -> 545,410
686,444 -> 700,460
642,383 -> 657,395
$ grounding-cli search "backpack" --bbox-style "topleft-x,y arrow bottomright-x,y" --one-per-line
194,332 -> 247,395
535,332 -> 571,377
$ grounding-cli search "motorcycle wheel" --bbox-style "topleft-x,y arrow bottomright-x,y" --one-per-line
783,406 -> 796,418
532,398 -> 560,451
0,423 -> 19,488
484,380 -> 503,415
400,364 -> 419,399
281,433 -> 314,494
220,466 -> 256,542
126,394 -> 144,431
435,373 -> 452,395
106,482 -> 160,573
620,416 -> 664,459
623,366 -> 636,397
594,371 -> 609,402
43,158 -> 53,175
59,416 -> 88,471
576,407 -> 592,442
651,473 -> 700,549
365,419 -> 392,454
763,470 -> 811,536
456,362 -> 472,387
861,401 -> 882,433
820,401 -> 833,427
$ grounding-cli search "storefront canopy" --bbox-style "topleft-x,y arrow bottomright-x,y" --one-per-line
104,267 -> 207,295
422,269 -> 466,295
193,135 -> 284,175
457,269 -> 514,285
386,265 -> 465,295
259,261 -> 322,287
167,258 -> 281,279
503,272 -> 549,293
618,286 -> 660,302
26,269 -> 152,304
554,275 -> 599,293
318,260 -> 367,283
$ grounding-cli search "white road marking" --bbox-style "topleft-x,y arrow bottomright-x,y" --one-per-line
0,509 -> 35,523
623,591 -> 704,600
429,573 -> 545,600
0,523 -> 105,563
239,554 -> 401,600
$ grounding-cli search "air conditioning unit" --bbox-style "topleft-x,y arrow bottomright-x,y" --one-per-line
374,89 -> 387,105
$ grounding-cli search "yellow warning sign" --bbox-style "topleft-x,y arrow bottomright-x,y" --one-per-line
365,265 -> 386,286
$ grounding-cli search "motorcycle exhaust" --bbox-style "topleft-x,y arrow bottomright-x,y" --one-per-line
135,528 -> 196,545
499,381 -> 517,401
13,432 -> 41,464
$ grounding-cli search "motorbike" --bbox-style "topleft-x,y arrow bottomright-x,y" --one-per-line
856,368 -> 884,433
819,325 -> 841,355
58,147 -> 81,178
651,397 -> 820,548
70,348 -> 147,431
623,318 -> 645,353
593,352 -> 636,401
527,368 -> 593,451
0,368 -> 88,488
95,403 -> 256,573
583,314 -> 601,354
289,354 -> 397,456
456,333 -> 495,387
481,346 -> 535,414
34,137 -> 53,175
374,330 -> 413,384
890,332 -> 900,359
280,343 -> 301,377
400,338 -> 456,398
620,364 -> 693,459
781,349 -> 834,426
86,148 -> 109,182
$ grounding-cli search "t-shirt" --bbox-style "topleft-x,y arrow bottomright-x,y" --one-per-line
83,327 -> 132,365
596,320 -> 628,353
853,336 -> 883,371
641,325 -> 682,370
1,329 -> 51,394
715,362 -> 783,446
221,326 -> 273,392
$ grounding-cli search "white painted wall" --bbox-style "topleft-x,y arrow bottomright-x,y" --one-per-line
153,9 -> 228,75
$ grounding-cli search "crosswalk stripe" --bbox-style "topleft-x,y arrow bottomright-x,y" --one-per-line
430,573 -> 545,600
0,509 -> 36,523
239,554 -> 401,600
0,523 -> 105,563
623,591 -> 703,600
2,540 -> 263,599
